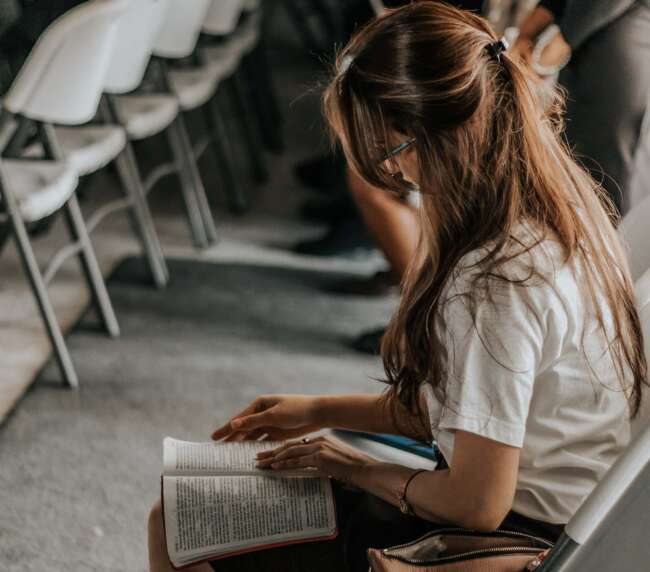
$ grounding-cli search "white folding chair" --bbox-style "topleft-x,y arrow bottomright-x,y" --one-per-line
105,0 -> 216,252
22,2 -> 170,289
152,0 -> 251,214
106,0 -> 217,251
0,0 -> 129,388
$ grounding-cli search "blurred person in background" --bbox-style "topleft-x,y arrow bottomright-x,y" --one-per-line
513,0 -> 650,214
294,0 -> 483,261
298,0 -> 486,355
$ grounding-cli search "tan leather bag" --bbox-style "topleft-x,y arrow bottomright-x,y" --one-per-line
368,528 -> 552,572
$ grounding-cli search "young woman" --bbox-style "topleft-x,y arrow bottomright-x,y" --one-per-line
148,2 -> 646,571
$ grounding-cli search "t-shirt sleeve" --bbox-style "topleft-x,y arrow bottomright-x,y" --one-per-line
423,272 -> 547,449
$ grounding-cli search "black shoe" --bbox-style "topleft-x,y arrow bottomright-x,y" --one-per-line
293,218 -> 375,257
326,270 -> 400,296
294,153 -> 345,193
299,194 -> 357,224
350,327 -> 386,355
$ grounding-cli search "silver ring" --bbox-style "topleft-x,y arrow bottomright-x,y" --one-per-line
301,437 -> 311,444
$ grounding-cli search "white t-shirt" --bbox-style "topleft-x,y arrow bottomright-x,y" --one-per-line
422,229 -> 631,525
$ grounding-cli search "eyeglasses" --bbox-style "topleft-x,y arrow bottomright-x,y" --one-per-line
379,137 -> 416,164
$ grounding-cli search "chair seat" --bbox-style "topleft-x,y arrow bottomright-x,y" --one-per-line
114,94 -> 179,141
23,126 -> 126,177
2,160 -> 78,223
201,42 -> 242,81
167,66 -> 220,111
230,11 -> 261,55
58,126 -> 126,176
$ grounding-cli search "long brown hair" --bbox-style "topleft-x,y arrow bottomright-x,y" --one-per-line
323,1 -> 646,426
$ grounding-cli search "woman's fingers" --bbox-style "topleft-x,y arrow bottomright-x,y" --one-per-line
211,401 -> 259,440
257,443 -> 321,467
211,422 -> 235,441
224,428 -> 267,442
267,454 -> 319,470
257,436 -> 323,459
212,404 -> 274,440
257,440 -> 293,459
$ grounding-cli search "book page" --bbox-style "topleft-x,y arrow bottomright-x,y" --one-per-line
163,475 -> 337,567
163,437 -> 322,476
163,438 -> 283,476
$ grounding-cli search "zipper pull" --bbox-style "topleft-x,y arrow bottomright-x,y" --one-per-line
526,549 -> 550,570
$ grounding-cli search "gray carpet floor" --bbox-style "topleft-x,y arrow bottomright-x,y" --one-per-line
0,257 -> 394,571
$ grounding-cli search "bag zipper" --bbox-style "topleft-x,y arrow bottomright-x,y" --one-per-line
381,528 -> 553,566
384,545 -> 545,565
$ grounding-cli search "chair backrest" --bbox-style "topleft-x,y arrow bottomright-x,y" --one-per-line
153,0 -> 212,59
105,0 -> 170,94
556,422 -> 650,571
202,0 -> 243,36
620,195 -> 650,282
3,0 -> 129,125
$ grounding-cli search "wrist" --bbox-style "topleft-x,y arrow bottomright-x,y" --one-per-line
311,395 -> 333,428
348,457 -> 379,488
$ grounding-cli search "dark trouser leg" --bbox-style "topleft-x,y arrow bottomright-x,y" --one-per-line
559,2 -> 650,216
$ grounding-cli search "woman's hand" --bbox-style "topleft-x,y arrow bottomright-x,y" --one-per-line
211,394 -> 323,441
256,435 -> 378,483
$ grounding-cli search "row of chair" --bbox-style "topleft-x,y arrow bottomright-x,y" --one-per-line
0,0 -> 280,389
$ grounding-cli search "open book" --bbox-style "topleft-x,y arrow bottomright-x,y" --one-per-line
161,437 -> 337,569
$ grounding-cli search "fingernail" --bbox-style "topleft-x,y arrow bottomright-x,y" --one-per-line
232,419 -> 242,428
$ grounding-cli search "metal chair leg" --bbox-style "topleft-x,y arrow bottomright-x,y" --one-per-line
114,144 -> 169,288
174,115 -> 219,244
166,117 -> 217,247
63,193 -> 120,338
6,203 -> 79,388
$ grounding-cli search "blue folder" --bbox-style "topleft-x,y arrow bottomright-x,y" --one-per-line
336,429 -> 440,462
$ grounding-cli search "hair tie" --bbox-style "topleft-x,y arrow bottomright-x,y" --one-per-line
486,37 -> 509,62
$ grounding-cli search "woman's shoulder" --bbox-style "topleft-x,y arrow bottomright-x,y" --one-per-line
450,222 -> 573,299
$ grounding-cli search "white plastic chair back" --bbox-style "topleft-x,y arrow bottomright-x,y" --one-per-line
153,0 -> 212,59
557,422 -> 650,571
620,194 -> 650,282
105,0 -> 170,94
3,0 -> 129,125
203,0 -> 243,36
